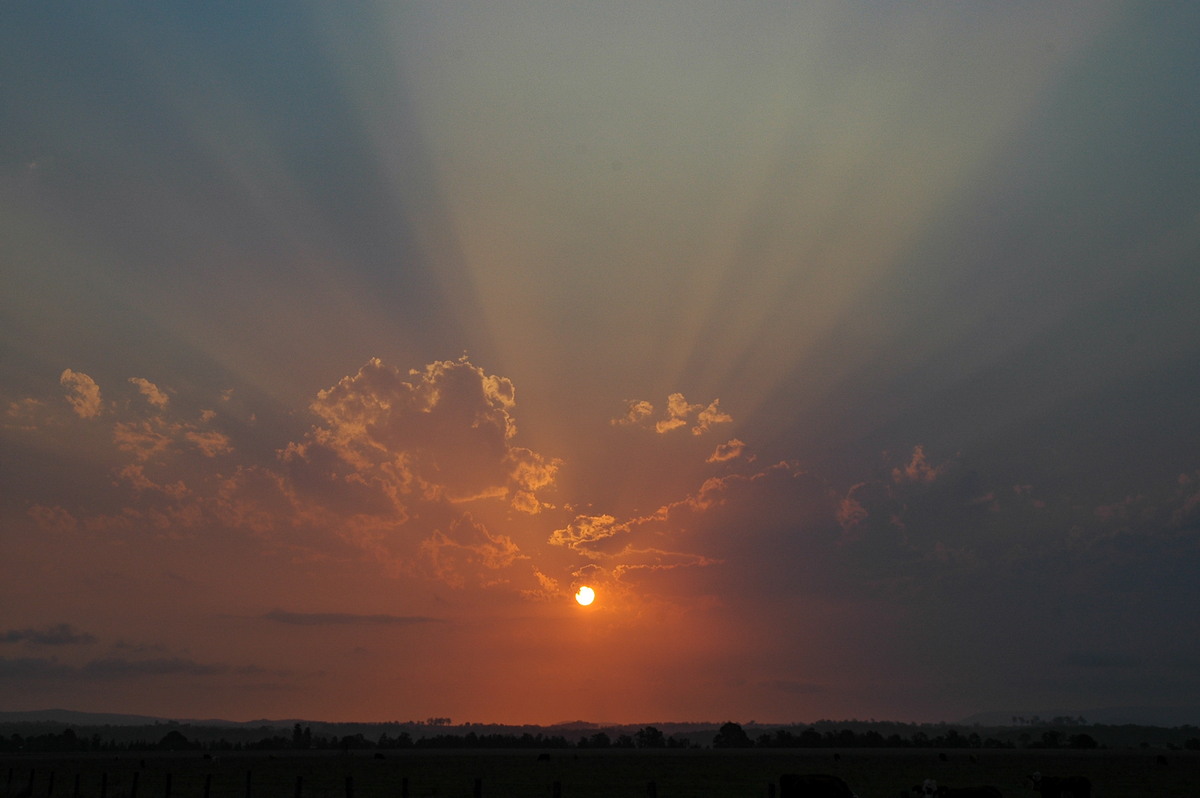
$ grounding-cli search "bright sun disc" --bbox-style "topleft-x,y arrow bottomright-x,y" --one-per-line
574,586 -> 595,606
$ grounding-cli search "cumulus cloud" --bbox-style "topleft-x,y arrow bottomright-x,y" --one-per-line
656,393 -> 699,433
60,369 -> 102,418
615,392 -> 733,435
692,399 -> 732,435
611,399 -> 654,426
128,377 -> 169,409
707,438 -> 746,463
302,357 -> 557,511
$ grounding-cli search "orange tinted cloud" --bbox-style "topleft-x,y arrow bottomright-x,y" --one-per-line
891,444 -> 946,484
60,369 -> 102,419
128,377 -> 169,409
707,438 -> 746,463
303,357 -> 557,509
614,392 -> 734,435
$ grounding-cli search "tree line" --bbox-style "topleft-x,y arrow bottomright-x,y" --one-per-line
5,721 -> 1200,754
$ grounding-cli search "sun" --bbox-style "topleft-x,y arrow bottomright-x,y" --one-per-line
574,585 -> 595,606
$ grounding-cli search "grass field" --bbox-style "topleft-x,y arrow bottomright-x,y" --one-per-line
1,748 -> 1196,798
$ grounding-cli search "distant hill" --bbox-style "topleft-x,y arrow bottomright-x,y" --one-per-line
0,709 -> 172,726
960,707 -> 1200,728
0,709 -> 288,728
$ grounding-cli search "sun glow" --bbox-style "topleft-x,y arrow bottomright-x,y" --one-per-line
574,586 -> 595,606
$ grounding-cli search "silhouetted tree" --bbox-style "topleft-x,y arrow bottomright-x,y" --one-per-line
712,722 -> 752,748
159,730 -> 192,751
1068,733 -> 1098,750
582,731 -> 610,749
635,726 -> 666,749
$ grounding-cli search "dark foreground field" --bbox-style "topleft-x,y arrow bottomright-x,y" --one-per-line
2,748 -> 1196,798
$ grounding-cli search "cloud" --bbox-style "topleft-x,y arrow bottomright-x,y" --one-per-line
548,514 -> 628,554
836,482 -> 871,532
184,429 -> 233,457
264,610 -> 439,626
692,399 -> 732,435
0,657 -> 74,679
521,569 -> 563,601
0,623 -> 97,646
113,417 -> 232,462
611,399 -> 654,426
81,657 -> 236,678
3,398 -> 48,430
892,445 -> 946,484
128,377 -> 169,409
60,369 -> 102,418
302,357 -> 558,511
419,515 -> 525,588
0,655 -> 277,681
27,505 -> 79,534
707,438 -> 746,463
616,392 -> 734,435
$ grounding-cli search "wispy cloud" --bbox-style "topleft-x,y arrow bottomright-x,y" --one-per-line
0,623 -> 97,646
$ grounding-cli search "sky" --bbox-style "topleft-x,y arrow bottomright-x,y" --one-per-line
2,2 -> 1199,727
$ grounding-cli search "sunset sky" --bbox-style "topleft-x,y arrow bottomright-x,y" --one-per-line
3,3 -> 1199,726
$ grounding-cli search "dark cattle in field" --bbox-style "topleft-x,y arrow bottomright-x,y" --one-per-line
1027,772 -> 1090,798
781,773 -> 857,798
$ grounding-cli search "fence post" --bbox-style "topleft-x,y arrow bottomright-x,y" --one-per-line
400,776 -> 408,798
47,770 -> 56,796
101,771 -> 108,798
473,777 -> 482,798
647,780 -> 657,798
164,772 -> 172,798
131,769 -> 140,798
203,773 -> 212,798
24,769 -> 35,797
245,769 -> 252,798
345,775 -> 354,798
74,772 -> 81,798
552,781 -> 562,798
294,774 -> 303,798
